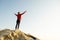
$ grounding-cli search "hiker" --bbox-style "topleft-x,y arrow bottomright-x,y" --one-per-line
15,11 -> 26,29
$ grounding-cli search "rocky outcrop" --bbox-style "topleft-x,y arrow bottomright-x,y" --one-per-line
0,29 -> 39,40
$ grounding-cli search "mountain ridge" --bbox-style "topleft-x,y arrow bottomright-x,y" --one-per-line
0,29 -> 40,40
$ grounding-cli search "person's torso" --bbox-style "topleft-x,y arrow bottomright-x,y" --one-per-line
17,14 -> 22,20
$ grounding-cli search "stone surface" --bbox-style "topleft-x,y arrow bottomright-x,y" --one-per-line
0,29 -> 40,40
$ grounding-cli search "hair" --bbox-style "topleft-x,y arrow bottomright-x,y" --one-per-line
18,12 -> 20,14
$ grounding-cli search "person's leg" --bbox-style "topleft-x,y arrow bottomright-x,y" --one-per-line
18,23 -> 20,29
16,20 -> 20,29
18,20 -> 20,29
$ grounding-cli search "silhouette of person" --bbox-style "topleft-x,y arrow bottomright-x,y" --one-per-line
15,11 -> 26,29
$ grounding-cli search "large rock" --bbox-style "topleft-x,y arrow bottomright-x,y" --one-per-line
0,29 -> 40,40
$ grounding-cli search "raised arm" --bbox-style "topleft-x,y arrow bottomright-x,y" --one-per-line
21,11 -> 27,15
15,14 -> 17,16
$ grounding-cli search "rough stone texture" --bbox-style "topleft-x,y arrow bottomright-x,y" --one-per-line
0,29 -> 40,40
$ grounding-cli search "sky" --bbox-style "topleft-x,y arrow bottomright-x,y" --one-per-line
0,0 -> 60,40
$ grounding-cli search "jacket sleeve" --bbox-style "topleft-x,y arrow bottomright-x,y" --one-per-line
21,11 -> 26,15
15,14 -> 17,16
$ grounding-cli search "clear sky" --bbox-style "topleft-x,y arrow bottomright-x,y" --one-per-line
0,0 -> 60,40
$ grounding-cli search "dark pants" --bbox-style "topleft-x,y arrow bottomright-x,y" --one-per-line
15,20 -> 20,29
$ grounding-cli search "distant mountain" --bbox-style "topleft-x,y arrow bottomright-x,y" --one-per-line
0,29 -> 40,40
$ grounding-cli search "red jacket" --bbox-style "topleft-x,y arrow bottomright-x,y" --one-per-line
15,11 -> 26,20
16,14 -> 22,20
